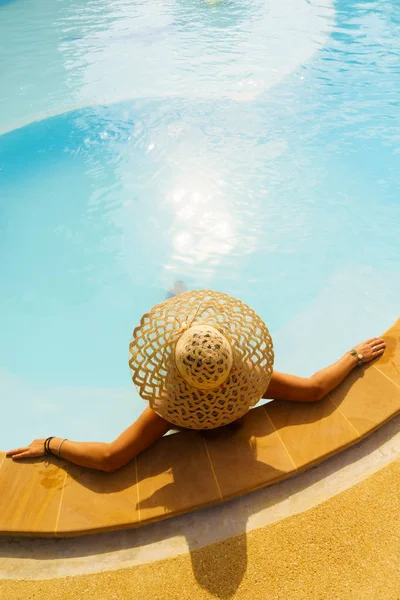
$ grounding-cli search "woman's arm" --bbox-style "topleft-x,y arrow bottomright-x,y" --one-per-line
6,407 -> 172,472
264,336 -> 386,403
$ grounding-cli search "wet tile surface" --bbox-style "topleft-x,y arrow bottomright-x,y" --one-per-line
265,396 -> 360,469
329,365 -> 400,437
0,457 -> 65,534
136,431 -> 221,524
204,406 -> 296,498
57,460 -> 139,535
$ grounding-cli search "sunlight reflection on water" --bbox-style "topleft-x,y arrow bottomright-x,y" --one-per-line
0,0 -> 399,447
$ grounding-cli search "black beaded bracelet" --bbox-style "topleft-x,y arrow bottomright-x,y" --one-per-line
44,437 -> 56,456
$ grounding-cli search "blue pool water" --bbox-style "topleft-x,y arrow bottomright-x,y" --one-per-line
1,0 -> 399,449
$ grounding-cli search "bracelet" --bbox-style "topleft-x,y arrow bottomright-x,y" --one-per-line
57,438 -> 68,458
44,437 -> 55,456
349,349 -> 363,367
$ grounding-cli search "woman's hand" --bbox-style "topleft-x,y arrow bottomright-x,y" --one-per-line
6,439 -> 46,460
353,337 -> 386,364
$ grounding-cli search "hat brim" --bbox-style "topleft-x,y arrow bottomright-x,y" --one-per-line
129,290 -> 274,429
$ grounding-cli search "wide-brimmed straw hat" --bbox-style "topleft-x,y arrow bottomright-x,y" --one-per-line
129,290 -> 274,430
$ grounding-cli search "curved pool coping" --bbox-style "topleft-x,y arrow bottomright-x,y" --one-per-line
0,412 -> 398,581
0,319 -> 398,539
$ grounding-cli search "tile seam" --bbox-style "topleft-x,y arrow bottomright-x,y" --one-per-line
327,394 -> 360,437
262,405 -> 298,471
373,365 -> 400,390
54,470 -> 68,534
202,438 -> 223,501
135,457 -> 141,524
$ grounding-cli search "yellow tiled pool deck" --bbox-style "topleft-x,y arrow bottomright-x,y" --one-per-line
0,319 -> 399,538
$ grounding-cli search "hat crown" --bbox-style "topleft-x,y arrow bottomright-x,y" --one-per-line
129,289 -> 274,429
175,324 -> 233,390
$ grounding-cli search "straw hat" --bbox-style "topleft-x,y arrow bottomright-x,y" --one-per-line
129,290 -> 274,430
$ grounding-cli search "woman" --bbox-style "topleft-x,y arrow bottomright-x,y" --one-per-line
6,289 -> 385,472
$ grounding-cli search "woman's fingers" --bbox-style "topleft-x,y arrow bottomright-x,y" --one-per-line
355,337 -> 386,364
6,447 -> 29,457
6,439 -> 46,460
366,337 -> 385,346
372,342 -> 385,352
9,451 -> 33,459
6,446 -> 42,459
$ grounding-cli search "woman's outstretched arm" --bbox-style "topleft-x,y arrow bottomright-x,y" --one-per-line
6,407 -> 171,472
264,336 -> 386,403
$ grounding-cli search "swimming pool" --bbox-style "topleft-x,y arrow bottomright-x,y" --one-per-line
1,0 -> 399,449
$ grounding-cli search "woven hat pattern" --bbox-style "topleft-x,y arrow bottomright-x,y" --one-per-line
175,324 -> 233,390
129,290 -> 274,430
